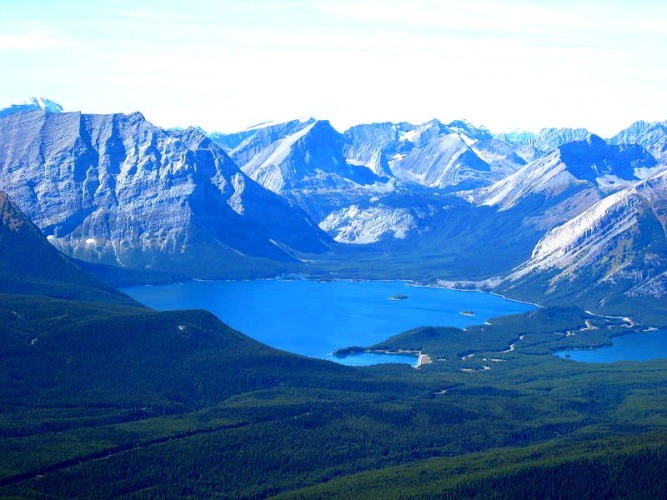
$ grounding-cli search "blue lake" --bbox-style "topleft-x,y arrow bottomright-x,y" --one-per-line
555,329 -> 667,363
122,279 -> 534,366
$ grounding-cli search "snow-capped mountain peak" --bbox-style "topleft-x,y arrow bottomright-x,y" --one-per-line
241,117 -> 316,133
0,97 -> 63,118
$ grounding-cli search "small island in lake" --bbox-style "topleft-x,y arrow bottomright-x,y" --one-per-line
460,310 -> 475,316
332,346 -> 366,357
389,294 -> 409,301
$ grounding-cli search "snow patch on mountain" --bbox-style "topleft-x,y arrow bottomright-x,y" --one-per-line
399,128 -> 421,143
320,205 -> 417,244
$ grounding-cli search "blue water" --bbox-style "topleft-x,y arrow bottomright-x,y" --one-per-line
122,279 -> 534,366
555,329 -> 667,363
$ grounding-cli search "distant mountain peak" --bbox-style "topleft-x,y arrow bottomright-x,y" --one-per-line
242,117 -> 316,132
24,97 -> 63,112
469,134 -> 659,228
610,120 -> 667,163
0,97 -> 63,118
584,133 -> 606,146
446,119 -> 492,140
621,120 -> 667,133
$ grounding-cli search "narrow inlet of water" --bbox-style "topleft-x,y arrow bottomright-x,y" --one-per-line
555,329 -> 667,363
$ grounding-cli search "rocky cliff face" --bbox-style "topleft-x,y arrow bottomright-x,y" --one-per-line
0,110 -> 330,275
0,191 -> 25,232
527,127 -> 592,155
342,122 -> 397,178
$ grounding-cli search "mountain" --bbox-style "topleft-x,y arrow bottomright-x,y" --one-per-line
527,127 -> 592,153
469,134 -> 660,230
0,97 -> 63,117
0,191 -> 137,304
496,127 -> 593,162
319,188 -> 442,245
209,117 -> 574,243
212,119 -> 393,221
610,120 -> 667,164
503,169 -> 667,310
2,114 -> 667,498
322,135 -> 662,277
345,119 -> 525,191
0,110 -> 331,277
390,131 -> 494,190
494,128 -> 535,144
209,118 -> 317,160
342,121 -> 399,177
209,118 -> 527,245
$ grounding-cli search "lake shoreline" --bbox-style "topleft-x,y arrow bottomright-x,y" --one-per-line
132,275 -> 542,310
121,278 -> 536,368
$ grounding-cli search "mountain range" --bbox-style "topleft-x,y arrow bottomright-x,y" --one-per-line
1,99 -> 667,498
1,99 -> 666,312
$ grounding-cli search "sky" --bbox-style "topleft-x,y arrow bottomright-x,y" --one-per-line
1,0 -> 666,136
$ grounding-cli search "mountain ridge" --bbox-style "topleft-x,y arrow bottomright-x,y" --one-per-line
466,134 -> 660,230
497,168 -> 667,317
0,109 -> 331,277
1,99 -> 665,285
